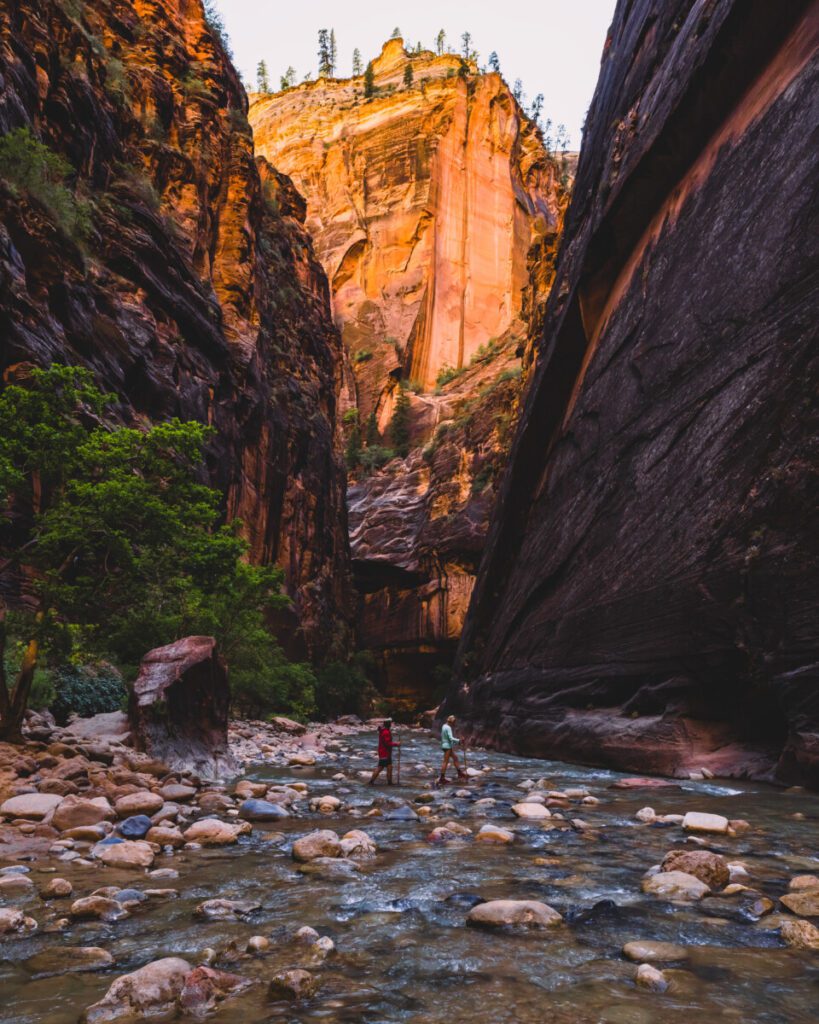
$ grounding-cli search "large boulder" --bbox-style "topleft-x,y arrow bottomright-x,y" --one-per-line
292,830 -> 341,862
81,957 -> 192,1023
129,637 -> 236,780
1,793 -> 63,820
52,796 -> 113,832
642,871 -> 710,901
467,899 -> 562,929
661,849 -> 730,889
94,840 -> 155,870
183,819 -> 250,846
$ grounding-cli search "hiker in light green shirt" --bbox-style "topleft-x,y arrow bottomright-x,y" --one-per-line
439,715 -> 466,784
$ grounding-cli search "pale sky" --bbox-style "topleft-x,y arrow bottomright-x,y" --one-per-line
211,1 -> 616,147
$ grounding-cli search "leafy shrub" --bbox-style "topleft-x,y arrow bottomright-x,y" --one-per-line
435,364 -> 464,388
353,349 -> 373,364
50,664 -> 126,725
315,657 -> 376,719
498,365 -> 523,382
0,128 -> 90,240
359,445 -> 395,473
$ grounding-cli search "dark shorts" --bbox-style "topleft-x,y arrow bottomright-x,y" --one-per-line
378,757 -> 392,767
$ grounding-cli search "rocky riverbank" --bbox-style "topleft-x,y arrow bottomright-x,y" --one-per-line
1,716 -> 818,1022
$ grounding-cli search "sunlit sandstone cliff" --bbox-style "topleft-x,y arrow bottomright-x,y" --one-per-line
0,0 -> 352,658
446,0 -> 819,784
249,39 -> 568,704
249,37 -> 562,408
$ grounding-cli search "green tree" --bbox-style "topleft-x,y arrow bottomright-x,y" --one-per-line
279,66 -> 297,90
436,29 -> 446,55
318,29 -> 332,77
0,366 -> 311,738
352,48 -> 363,76
530,93 -> 544,126
364,61 -> 375,98
403,62 -> 414,88
391,27 -> 402,39
365,411 -> 380,448
203,0 -> 233,58
345,414 -> 362,470
488,51 -> 500,73
256,59 -> 270,93
390,385 -> 411,457
461,31 -> 472,59
330,29 -> 338,75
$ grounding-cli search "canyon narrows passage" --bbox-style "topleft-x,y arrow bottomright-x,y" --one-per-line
0,0 -> 817,1021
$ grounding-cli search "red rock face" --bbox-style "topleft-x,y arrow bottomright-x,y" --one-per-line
447,0 -> 819,784
0,0 -> 352,659
129,636 -> 234,778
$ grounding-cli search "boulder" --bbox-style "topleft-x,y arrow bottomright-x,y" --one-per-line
270,717 -> 307,735
0,793 -> 63,820
296,858 -> 361,880
781,919 -> 819,951
183,819 -> 249,846
0,908 -> 37,936
511,803 -> 552,820
661,850 -> 730,889
70,896 -> 128,922
52,796 -> 113,832
780,890 -> 819,917
81,956 -> 191,1023
310,795 -> 342,814
42,878 -> 74,899
114,792 -> 163,818
788,875 -> 819,892
159,784 -> 197,803
118,815 -> 153,839
623,940 -> 688,962
288,752 -> 316,766
641,871 -> 710,901
238,799 -> 289,822
145,826 -> 184,848
681,812 -> 729,835
268,969 -> 316,1001
339,829 -> 377,857
129,637 -> 236,781
467,899 -> 562,929
475,824 -> 515,844
635,964 -> 668,992
0,874 -> 34,895
177,965 -> 251,1015
95,839 -> 155,870
292,829 -> 341,862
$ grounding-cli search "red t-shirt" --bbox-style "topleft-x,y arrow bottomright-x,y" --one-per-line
378,727 -> 394,758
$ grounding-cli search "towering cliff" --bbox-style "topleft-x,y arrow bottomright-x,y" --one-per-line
249,40 -> 568,704
0,0 -> 352,658
447,0 -> 819,784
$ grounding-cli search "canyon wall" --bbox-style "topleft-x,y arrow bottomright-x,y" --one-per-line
446,0 -> 819,783
249,39 -> 568,707
0,0 -> 352,658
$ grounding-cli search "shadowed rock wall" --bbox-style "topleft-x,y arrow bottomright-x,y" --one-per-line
446,0 -> 819,783
0,0 -> 352,658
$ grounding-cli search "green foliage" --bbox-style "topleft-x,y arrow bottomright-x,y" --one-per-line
498,365 -> 522,383
345,418 -> 362,470
353,349 -> 373,364
50,664 -> 126,726
279,66 -> 297,90
435,364 -> 465,389
0,128 -> 90,240
470,465 -> 494,494
389,385 -> 411,457
256,59 -> 270,93
203,0 -> 233,59
0,365 -> 314,723
402,378 -> 423,394
403,63 -> 414,88
365,411 -> 380,448
359,445 -> 395,473
352,48 -> 363,76
364,61 -> 375,99
314,657 -> 371,719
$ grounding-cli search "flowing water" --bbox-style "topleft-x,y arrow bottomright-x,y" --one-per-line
1,731 -> 818,1023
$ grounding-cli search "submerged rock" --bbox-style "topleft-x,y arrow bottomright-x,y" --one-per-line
641,871 -> 710,901
268,969 -> 317,1001
623,940 -> 688,963
292,830 -> 341,861
26,946 -> 113,976
635,963 -> 668,992
0,908 -> 37,937
81,957 -> 192,1023
194,899 -> 261,920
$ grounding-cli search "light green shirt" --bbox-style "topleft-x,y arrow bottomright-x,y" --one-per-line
441,723 -> 457,750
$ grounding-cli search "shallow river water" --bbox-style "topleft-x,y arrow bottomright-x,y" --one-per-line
2,730 -> 818,1023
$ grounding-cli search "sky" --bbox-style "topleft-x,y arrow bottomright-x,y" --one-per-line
210,0 -> 617,148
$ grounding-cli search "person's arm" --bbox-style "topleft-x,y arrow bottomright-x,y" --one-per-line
387,732 -> 400,747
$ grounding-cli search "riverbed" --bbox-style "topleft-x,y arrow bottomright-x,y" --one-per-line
2,729 -> 818,1023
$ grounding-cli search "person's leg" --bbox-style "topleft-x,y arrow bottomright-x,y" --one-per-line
439,749 -> 451,782
368,763 -> 383,785
387,761 -> 393,784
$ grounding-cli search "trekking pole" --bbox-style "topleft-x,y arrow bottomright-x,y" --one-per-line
397,731 -> 401,785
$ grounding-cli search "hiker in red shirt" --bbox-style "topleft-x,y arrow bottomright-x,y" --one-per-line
368,718 -> 400,785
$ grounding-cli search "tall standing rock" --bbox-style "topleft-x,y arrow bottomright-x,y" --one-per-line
0,0 -> 352,659
129,636 -> 235,779
447,0 -> 819,783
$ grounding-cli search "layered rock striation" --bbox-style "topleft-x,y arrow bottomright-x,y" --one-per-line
0,0 -> 351,657
446,0 -> 819,783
